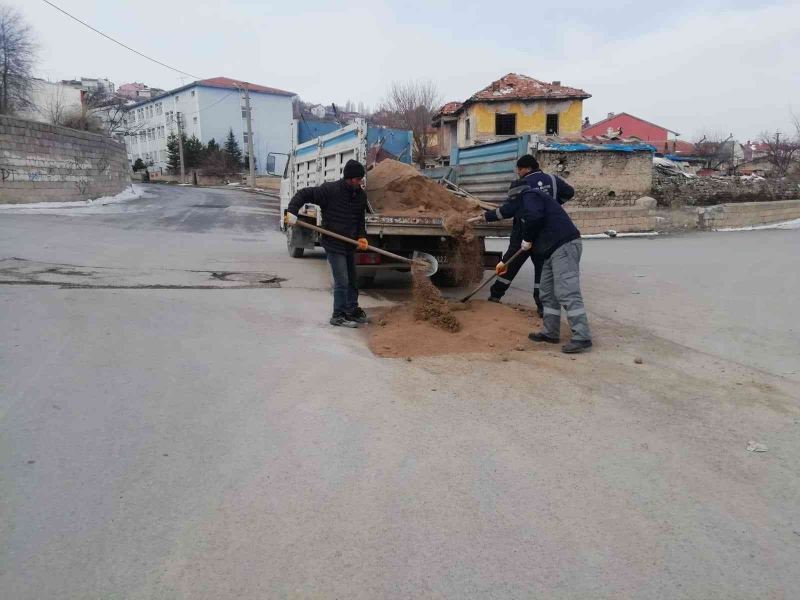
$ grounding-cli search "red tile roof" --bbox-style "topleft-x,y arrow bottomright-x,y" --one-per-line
198,76 -> 295,97
466,73 -> 590,104
439,101 -> 463,115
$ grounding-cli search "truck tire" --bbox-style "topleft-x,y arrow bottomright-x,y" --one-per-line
286,228 -> 304,258
431,269 -> 460,287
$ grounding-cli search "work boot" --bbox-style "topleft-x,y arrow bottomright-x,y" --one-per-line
562,339 -> 593,354
330,315 -> 358,328
528,332 -> 560,344
346,307 -> 369,324
488,296 -> 501,304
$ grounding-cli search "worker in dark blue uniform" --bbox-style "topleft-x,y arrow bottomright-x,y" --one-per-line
475,155 -> 574,316
472,159 -> 592,353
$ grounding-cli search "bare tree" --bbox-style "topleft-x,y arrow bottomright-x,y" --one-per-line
758,126 -> 800,177
374,80 -> 441,167
692,132 -> 736,171
0,4 -> 36,115
85,89 -> 142,138
42,81 -> 69,125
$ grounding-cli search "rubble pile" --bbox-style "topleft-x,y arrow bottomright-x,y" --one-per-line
652,171 -> 799,207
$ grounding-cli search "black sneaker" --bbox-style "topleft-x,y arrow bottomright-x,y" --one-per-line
346,307 -> 369,324
528,332 -> 560,344
487,296 -> 501,304
562,339 -> 593,354
330,315 -> 358,328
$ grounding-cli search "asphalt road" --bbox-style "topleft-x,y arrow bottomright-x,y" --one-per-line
2,184 -> 798,599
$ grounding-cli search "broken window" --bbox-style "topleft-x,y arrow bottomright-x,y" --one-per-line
546,113 -> 559,135
495,113 -> 516,136
465,118 -> 471,140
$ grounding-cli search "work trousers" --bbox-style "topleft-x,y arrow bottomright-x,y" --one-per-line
539,239 -> 591,342
326,250 -> 359,317
489,218 -> 544,308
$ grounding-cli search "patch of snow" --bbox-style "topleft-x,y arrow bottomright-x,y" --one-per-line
715,218 -> 800,232
226,182 -> 241,186
582,232 -> 659,239
0,185 -> 148,211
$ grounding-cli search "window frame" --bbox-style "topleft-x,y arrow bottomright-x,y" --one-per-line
546,113 -> 560,135
495,113 -> 517,136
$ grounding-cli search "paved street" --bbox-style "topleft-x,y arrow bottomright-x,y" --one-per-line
2,184 -> 799,599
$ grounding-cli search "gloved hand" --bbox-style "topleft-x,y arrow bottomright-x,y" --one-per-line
495,261 -> 508,276
357,237 -> 369,251
521,240 -> 532,251
284,212 -> 297,226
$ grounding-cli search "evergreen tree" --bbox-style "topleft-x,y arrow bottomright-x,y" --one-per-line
223,128 -> 243,171
184,135 -> 204,169
132,158 -> 146,172
206,138 -> 219,152
243,154 -> 257,170
165,133 -> 183,174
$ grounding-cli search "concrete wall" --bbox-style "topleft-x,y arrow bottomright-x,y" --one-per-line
699,199 -> 800,230
537,150 -> 653,206
567,205 -> 656,234
0,114 -> 130,204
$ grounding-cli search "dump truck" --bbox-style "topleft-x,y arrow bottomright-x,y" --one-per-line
276,119 -> 510,287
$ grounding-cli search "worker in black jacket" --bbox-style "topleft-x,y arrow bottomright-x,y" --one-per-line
285,160 -> 369,328
518,176 -> 592,353
471,155 -> 574,316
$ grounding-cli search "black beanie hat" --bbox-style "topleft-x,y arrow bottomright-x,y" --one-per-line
343,159 -> 366,179
516,154 -> 539,171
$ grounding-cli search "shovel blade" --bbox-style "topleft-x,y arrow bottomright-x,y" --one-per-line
412,251 -> 438,277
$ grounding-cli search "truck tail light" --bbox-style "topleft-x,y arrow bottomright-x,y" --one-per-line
355,253 -> 381,265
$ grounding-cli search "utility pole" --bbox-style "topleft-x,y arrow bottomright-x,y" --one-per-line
176,111 -> 186,183
243,86 -> 256,188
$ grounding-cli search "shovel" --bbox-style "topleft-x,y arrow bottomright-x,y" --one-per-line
292,219 -> 438,277
460,247 -> 527,302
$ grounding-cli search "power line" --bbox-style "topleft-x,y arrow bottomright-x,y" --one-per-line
41,0 -> 203,81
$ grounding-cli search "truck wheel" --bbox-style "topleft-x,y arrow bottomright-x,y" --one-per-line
286,228 -> 304,258
431,269 -> 459,287
357,274 -> 376,288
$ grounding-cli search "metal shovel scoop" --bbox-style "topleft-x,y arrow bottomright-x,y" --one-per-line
291,219 -> 438,276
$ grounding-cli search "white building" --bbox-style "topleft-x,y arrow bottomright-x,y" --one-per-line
121,76 -> 295,172
15,79 -> 85,125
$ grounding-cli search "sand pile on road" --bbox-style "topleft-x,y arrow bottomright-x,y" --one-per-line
412,270 -> 461,332
366,159 -> 482,217
369,300 -> 541,358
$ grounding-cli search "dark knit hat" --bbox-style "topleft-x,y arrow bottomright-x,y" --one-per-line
516,154 -> 540,171
343,159 -> 366,179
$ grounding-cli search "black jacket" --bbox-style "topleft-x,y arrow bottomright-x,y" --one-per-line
485,172 -> 579,257
288,179 -> 367,254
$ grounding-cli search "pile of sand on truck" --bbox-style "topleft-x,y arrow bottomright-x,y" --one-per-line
366,159 -> 482,218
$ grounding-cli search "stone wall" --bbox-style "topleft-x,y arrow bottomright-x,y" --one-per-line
698,199 -> 800,230
536,150 -> 653,207
653,172 -> 799,207
567,205 -> 656,234
0,114 -> 130,204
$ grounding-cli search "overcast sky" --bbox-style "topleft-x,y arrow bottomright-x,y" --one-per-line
10,0 -> 800,142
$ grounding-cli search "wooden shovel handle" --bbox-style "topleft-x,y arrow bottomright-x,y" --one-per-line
293,219 -> 414,265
